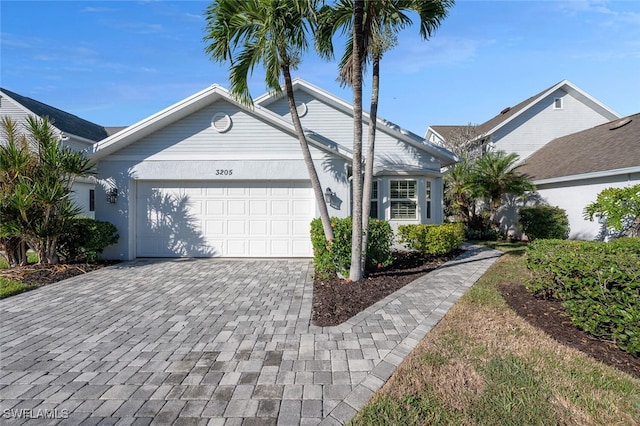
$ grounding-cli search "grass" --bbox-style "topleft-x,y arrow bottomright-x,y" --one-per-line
0,252 -> 39,299
351,242 -> 640,426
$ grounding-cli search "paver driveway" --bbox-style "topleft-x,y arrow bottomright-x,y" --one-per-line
0,247 -> 500,425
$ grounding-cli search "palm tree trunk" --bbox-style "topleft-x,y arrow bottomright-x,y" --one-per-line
360,52 -> 380,271
349,0 -> 365,282
281,65 -> 334,242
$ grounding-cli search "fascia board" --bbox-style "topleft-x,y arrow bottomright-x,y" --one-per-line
534,166 -> 640,185
92,85 -> 231,160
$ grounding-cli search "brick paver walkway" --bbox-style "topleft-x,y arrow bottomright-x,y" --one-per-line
0,246 -> 500,425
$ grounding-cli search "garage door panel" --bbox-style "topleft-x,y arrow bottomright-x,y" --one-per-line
136,181 -> 313,257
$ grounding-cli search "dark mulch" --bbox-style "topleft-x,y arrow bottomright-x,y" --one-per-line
312,250 -> 462,327
499,281 -> 640,379
1,261 -> 118,287
312,248 -> 639,379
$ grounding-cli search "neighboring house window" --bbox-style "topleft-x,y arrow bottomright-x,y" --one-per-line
425,181 -> 431,220
89,189 -> 95,212
370,180 -> 378,219
390,180 -> 417,219
554,97 -> 563,110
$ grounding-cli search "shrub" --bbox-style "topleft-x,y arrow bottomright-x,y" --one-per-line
519,205 -> 569,241
525,238 -> 640,356
397,223 -> 465,256
58,218 -> 119,262
310,217 -> 393,279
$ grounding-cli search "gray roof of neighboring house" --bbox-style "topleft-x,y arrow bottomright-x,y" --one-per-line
1,87 -> 109,141
520,113 -> 640,181
104,126 -> 128,136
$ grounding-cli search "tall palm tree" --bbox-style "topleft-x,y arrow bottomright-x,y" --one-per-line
203,0 -> 334,243
316,0 -> 453,280
472,151 -> 535,223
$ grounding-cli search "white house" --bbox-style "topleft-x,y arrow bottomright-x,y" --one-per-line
426,80 -> 620,160
0,88 -> 110,217
520,113 -> 640,240
91,79 -> 457,260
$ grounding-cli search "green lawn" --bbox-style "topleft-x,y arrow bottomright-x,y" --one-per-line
0,252 -> 39,299
352,243 -> 640,425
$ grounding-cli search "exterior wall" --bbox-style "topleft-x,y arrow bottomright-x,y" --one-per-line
534,173 -> 640,240
492,88 -> 613,160
96,152 -> 349,260
71,180 -> 95,219
265,90 -> 440,170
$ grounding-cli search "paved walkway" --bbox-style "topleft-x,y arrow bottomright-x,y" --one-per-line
0,246 -> 501,425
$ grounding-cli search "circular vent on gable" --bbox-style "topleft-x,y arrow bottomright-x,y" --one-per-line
609,117 -> 632,130
211,112 -> 232,133
296,101 -> 308,117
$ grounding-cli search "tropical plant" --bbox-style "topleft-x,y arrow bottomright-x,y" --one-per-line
472,151 -> 535,224
0,116 -> 94,264
316,0 -> 453,281
203,0 -> 334,243
584,184 -> 640,238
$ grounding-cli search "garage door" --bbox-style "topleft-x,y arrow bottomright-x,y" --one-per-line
136,181 -> 314,257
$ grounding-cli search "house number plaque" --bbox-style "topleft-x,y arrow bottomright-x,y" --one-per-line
215,169 -> 233,176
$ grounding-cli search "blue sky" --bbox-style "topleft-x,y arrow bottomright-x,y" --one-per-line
1,0 -> 639,135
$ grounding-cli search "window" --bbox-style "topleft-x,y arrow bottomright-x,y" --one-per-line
425,181 -> 431,220
390,180 -> 417,219
554,97 -> 563,110
370,181 -> 378,219
89,189 -> 95,212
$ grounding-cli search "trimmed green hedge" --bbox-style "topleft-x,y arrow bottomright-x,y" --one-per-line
519,205 -> 569,241
58,218 -> 119,262
310,217 -> 393,279
526,238 -> 640,356
397,223 -> 465,256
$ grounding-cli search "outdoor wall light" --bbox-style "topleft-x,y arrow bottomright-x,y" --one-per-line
106,187 -> 118,204
324,187 -> 334,203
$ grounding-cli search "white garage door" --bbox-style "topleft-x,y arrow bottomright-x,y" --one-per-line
136,181 -> 314,257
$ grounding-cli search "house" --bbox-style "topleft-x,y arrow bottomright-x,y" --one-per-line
426,80 -> 620,160
0,88 -> 109,217
520,113 -> 640,240
91,79 -> 457,259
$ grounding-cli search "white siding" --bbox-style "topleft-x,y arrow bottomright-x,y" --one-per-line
493,89 -> 613,160
535,173 -> 640,240
266,89 -> 440,169
115,101 -> 312,160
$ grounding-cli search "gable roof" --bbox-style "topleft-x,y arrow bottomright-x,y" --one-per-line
427,80 -> 620,142
256,79 -> 458,167
91,84 -> 352,161
520,113 -> 640,182
0,87 -> 108,142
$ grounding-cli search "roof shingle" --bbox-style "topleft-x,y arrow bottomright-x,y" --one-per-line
520,113 -> 640,181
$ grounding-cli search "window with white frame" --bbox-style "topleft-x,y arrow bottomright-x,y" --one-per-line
370,180 -> 378,219
390,180 -> 417,219
554,97 -> 563,110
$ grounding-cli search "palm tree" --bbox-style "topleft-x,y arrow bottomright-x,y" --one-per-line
203,0 -> 334,243
472,151 -> 535,224
316,0 -> 453,280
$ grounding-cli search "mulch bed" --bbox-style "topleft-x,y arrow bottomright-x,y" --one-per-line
312,250 -> 462,327
312,249 -> 639,379
500,281 -> 640,379
0,261 -> 118,287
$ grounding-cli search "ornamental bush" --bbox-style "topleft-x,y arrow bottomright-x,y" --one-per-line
519,205 -> 569,241
58,218 -> 119,262
310,217 -> 393,279
397,223 -> 465,256
526,238 -> 640,356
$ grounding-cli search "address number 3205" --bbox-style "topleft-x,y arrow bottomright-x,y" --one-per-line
215,169 -> 233,176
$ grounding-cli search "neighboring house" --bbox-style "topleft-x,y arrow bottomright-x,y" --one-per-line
426,80 -> 620,161
0,88 -> 108,217
520,113 -> 640,240
92,79 -> 457,259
